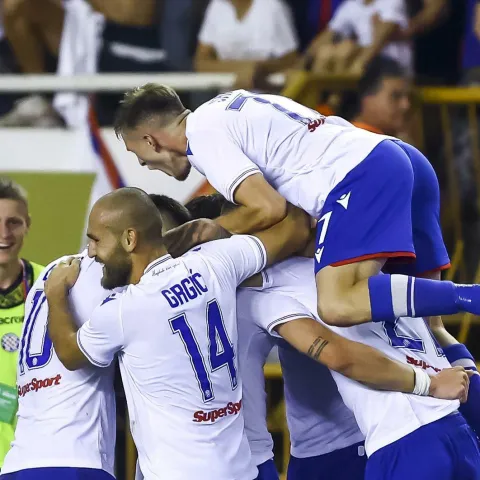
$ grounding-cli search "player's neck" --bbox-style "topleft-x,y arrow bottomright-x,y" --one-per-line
129,246 -> 169,284
231,0 -> 253,20
0,258 -> 22,290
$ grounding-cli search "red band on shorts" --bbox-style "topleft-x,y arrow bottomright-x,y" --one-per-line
417,263 -> 452,278
330,251 -> 416,267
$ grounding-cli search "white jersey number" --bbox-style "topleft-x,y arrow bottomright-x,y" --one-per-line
18,264 -> 57,375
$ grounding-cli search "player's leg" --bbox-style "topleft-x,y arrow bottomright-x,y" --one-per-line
287,442 -> 366,480
385,140 -> 450,277
315,140 -> 480,326
256,459 -> 279,480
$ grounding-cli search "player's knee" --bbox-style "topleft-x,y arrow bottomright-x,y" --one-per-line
317,296 -> 352,327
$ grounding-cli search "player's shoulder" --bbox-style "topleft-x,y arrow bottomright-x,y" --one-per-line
264,256 -> 314,289
190,90 -> 248,122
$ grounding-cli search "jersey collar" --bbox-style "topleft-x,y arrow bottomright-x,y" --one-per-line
143,254 -> 173,275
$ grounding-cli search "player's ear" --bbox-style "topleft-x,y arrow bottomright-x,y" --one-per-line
122,228 -> 138,253
144,134 -> 159,152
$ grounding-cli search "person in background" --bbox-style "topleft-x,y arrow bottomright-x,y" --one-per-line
306,0 -> 411,76
0,0 -> 64,126
342,56 -> 412,138
0,178 -> 44,470
195,0 -> 298,90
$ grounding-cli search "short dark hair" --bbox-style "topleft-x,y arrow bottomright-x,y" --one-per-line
358,56 -> 408,99
0,177 -> 28,208
114,83 -> 185,137
149,194 -> 192,226
185,194 -> 228,220
339,56 -> 408,120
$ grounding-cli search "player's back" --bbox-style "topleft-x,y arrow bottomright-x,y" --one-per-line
252,257 -> 459,457
186,90 -> 392,217
2,255 -> 116,476
113,237 -> 265,480
237,257 -> 363,463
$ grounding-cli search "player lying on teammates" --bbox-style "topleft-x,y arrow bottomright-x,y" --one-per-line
161,193 -> 471,480
113,84 -> 480,330
185,194 -> 480,480
41,188 -> 469,480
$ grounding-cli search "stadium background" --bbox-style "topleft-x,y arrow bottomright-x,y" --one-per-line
1,0 -> 480,478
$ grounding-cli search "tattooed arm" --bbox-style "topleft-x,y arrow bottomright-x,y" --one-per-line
275,317 -> 468,400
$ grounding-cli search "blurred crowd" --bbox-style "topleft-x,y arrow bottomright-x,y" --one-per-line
0,0 -> 477,129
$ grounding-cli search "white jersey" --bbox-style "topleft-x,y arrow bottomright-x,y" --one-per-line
2,255 -> 116,475
186,90 -> 393,218
76,236 -> 267,480
235,293 -> 276,466
242,257 -> 459,457
237,258 -> 364,462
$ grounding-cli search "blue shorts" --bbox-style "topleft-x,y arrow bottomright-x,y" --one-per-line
256,458 -> 279,480
287,441 -> 366,480
366,413 -> 480,480
314,140 -> 450,276
0,468 -> 114,480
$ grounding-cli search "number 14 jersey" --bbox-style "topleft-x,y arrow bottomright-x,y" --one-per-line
76,236 -> 267,480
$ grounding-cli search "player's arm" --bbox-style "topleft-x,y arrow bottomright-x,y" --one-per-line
45,258 -> 123,371
276,317 -> 468,400
215,173 -> 288,234
188,128 -> 288,234
165,203 -> 310,260
243,288 -> 469,400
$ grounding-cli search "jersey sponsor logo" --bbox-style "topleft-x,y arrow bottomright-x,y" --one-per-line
336,192 -> 351,210
17,374 -> 62,397
193,399 -> 242,423
1,332 -> 20,352
162,271 -> 209,308
0,316 -> 23,325
307,118 -> 325,132
406,355 -> 441,373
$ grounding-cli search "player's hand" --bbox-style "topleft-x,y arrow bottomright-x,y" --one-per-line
429,366 -> 470,403
45,257 -> 81,297
164,219 -> 232,258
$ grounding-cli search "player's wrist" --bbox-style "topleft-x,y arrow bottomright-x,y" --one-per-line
412,367 -> 431,396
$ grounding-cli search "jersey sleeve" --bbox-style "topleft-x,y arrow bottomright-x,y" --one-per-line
76,293 -> 124,368
200,235 -> 267,287
328,1 -> 355,37
270,0 -> 299,57
187,129 -> 261,203
238,288 -> 316,337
